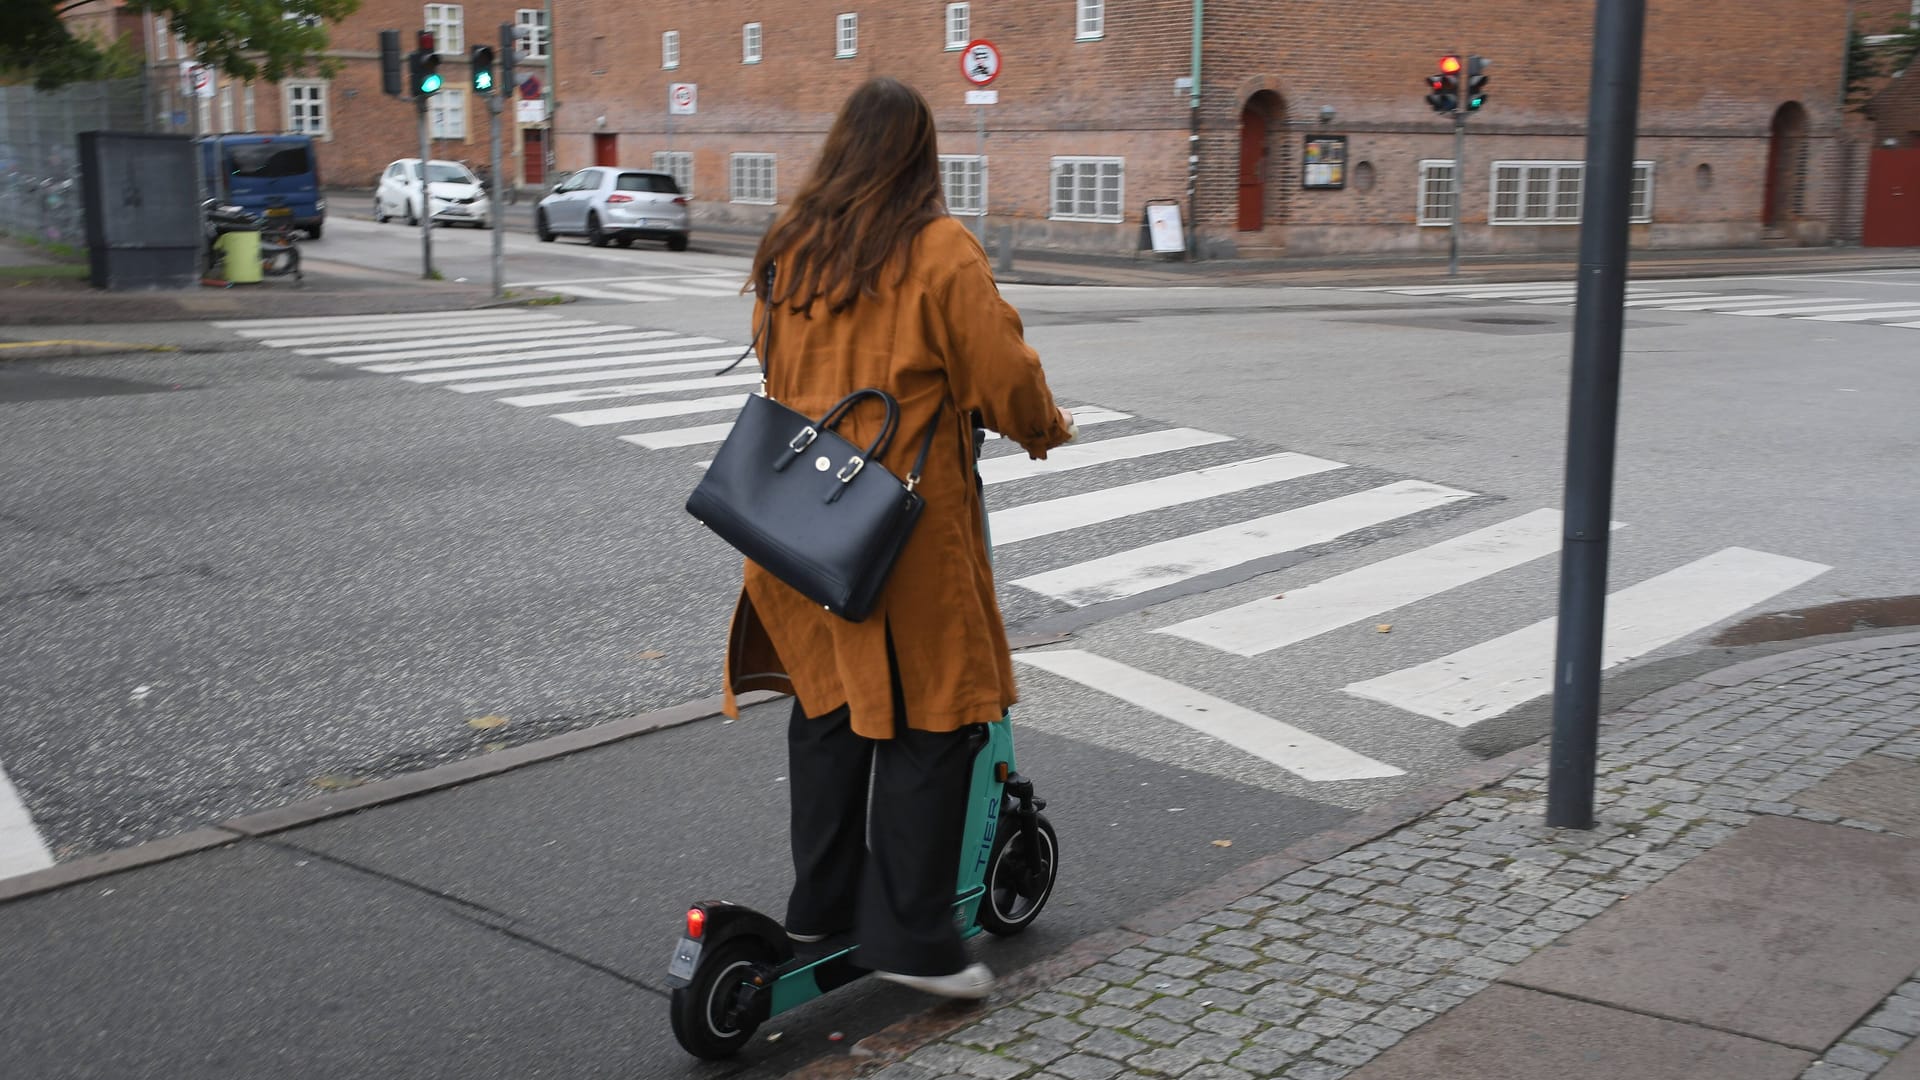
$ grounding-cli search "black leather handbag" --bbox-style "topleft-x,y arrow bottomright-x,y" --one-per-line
685,272 -> 941,622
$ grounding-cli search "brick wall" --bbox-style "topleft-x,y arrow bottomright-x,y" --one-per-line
561,0 -> 1862,257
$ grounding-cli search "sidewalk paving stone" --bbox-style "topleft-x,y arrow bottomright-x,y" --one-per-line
813,633 -> 1920,1080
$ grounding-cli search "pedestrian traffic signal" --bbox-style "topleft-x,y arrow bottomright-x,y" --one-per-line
470,45 -> 496,93
1425,55 -> 1462,114
409,31 -> 442,96
379,30 -> 404,98
1467,55 -> 1490,111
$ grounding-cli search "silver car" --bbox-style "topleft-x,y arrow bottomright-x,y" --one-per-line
535,168 -> 690,251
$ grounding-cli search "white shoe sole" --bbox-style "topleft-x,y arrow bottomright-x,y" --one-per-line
873,963 -> 996,1000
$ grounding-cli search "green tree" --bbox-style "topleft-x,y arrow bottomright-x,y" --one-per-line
2,0 -> 362,91
1848,19 -> 1920,110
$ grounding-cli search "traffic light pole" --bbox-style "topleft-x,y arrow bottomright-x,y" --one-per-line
489,23 -> 511,298
1547,0 -> 1648,830
1449,108 -> 1466,277
417,95 -> 434,279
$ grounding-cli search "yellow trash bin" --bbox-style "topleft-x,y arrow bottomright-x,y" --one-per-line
215,229 -> 262,284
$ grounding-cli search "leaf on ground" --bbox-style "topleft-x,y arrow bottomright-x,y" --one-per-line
1376,624 -> 1393,633
312,775 -> 366,791
637,650 -> 667,660
1212,839 -> 1233,848
467,715 -> 509,730
484,741 -> 509,752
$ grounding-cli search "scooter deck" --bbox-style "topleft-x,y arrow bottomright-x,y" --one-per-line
766,885 -> 989,1013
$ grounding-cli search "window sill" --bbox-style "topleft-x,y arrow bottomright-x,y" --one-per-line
743,58 -> 762,64
1075,34 -> 1104,42
1050,214 -> 1122,224
731,198 -> 777,206
836,52 -> 858,59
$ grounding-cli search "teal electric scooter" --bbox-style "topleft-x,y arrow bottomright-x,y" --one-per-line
667,425 -> 1061,1061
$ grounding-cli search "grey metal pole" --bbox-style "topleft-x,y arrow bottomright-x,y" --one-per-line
1449,109 -> 1465,277
976,104 -> 988,242
418,95 -> 434,279
1547,0 -> 1648,830
490,22 -> 510,298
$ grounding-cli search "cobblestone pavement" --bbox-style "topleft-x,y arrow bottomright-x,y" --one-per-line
825,631 -> 1920,1080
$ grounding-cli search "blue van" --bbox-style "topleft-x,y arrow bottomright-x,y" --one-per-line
198,133 -> 326,239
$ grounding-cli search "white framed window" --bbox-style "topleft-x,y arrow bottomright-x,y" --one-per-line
1489,160 -> 1654,225
425,3 -> 464,54
730,153 -> 777,204
219,84 -> 234,132
940,155 -> 984,215
945,4 -> 970,50
515,8 -> 549,58
662,30 -> 680,69
430,89 -> 466,139
837,13 -> 858,57
653,151 -> 693,196
743,23 -> 762,63
244,84 -> 255,131
1418,159 -> 1456,226
285,81 -> 328,137
1076,0 -> 1104,40
1050,157 -> 1123,222
153,15 -> 169,60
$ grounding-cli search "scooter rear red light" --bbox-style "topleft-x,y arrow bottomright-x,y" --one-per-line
686,907 -> 707,939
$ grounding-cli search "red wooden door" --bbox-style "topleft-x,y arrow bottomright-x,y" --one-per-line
1237,105 -> 1264,232
593,133 -> 618,167
522,129 -> 546,185
1863,149 -> 1920,248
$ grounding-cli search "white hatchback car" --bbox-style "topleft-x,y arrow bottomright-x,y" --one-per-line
372,158 -> 492,228
535,168 -> 690,250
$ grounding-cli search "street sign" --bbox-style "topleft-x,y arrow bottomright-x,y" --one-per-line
960,40 -> 1001,86
1146,204 -> 1184,253
965,89 -> 998,106
516,99 -> 547,123
189,64 -> 215,100
669,82 -> 697,115
519,74 -> 541,99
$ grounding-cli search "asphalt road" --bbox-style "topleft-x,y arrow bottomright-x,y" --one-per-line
3,229 -> 1917,936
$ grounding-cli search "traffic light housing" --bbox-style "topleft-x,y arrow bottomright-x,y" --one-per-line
1467,55 -> 1490,111
1425,55 -> 1462,114
470,44 -> 496,93
379,30 -> 404,97
408,31 -> 442,96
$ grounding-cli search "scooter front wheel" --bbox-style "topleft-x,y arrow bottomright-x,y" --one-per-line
978,812 -> 1059,936
670,937 -> 774,1059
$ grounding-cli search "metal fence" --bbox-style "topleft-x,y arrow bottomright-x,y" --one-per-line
0,79 -> 147,248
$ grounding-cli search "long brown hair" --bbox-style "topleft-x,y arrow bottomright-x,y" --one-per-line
750,78 -> 946,316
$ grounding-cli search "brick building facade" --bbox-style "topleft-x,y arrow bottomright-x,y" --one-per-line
554,0 -> 1883,258
63,0 -> 557,190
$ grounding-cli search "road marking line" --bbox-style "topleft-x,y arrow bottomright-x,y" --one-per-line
1889,320 -> 1920,329
403,344 -> 740,383
1014,651 -> 1404,781
991,452 -> 1348,546
214,309 -> 538,330
978,428 -> 1232,486
542,284 -> 672,301
303,330 -> 685,366
363,336 -> 721,374
596,279 -> 749,299
1013,479 -> 1475,607
1364,284 -> 1573,296
1157,509 -> 1594,656
511,273 -> 745,287
257,317 -> 584,347
298,324 -> 645,357
1343,546 -> 1831,727
1621,293 -> 1789,308
444,356 -> 753,392
1727,300 -> 1920,317
552,393 -> 754,426
1793,307 -> 1920,323
629,404 -> 1128,452
499,372 -> 763,406
0,760 -> 53,881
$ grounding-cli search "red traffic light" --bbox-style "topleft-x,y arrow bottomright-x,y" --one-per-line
416,30 -> 436,52
1439,54 -> 1463,74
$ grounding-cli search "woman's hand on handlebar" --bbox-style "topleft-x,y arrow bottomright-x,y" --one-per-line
1057,406 -> 1079,444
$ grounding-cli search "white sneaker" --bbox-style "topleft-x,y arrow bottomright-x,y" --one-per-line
874,962 -> 996,1000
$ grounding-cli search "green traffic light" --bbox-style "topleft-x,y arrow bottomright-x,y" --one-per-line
475,70 -> 493,92
420,73 -> 442,93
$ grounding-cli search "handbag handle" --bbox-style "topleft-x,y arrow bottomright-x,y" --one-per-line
817,388 -> 902,462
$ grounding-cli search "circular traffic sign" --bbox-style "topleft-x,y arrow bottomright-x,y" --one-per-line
960,40 -> 1001,86
672,85 -> 694,109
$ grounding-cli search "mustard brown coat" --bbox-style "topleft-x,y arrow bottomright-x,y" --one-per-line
721,217 -> 1072,738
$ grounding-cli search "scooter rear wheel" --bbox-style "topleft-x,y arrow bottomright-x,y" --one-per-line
978,811 -> 1058,936
670,937 -> 774,1059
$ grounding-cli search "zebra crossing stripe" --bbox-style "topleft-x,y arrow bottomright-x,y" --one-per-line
295,329 -> 681,366
543,284 -> 663,301
1157,509 -> 1583,657
597,279 -> 747,299
984,406 -> 1133,440
1343,546 -> 1830,728
0,759 -> 53,880
497,373 -> 763,407
621,404 -> 1130,452
214,309 -> 537,330
407,344 -> 741,384
1794,307 -> 1920,323
302,325 -> 649,358
551,393 -> 753,426
1727,300 -> 1918,317
991,452 -> 1348,547
978,428 -> 1231,485
258,316 -> 581,347
364,336 -> 721,375
1621,293 -> 1788,308
1371,284 -> 1574,297
1014,651 -> 1404,781
443,355 -> 753,392
1013,479 -> 1475,607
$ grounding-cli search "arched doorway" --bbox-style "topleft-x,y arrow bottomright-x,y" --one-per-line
1763,102 -> 1808,227
1237,91 -> 1284,231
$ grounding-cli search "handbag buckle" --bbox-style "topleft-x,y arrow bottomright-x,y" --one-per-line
835,456 -> 865,483
788,426 -> 818,452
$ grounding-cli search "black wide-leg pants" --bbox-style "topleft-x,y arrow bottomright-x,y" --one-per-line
783,685 -> 977,977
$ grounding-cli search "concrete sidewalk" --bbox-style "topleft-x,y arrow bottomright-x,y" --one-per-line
808,631 -> 1920,1080
1,618 -> 1916,1078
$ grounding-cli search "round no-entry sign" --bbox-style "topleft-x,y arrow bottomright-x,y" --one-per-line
960,40 -> 1001,86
